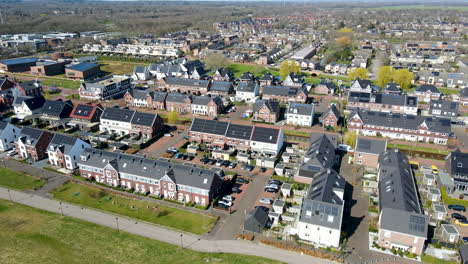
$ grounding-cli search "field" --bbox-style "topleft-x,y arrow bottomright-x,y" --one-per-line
51,182 -> 216,235
13,73 -> 81,89
386,143 -> 450,155
371,5 -> 468,11
0,167 -> 45,190
0,199 -> 280,264
227,63 -> 279,78
99,60 -> 146,75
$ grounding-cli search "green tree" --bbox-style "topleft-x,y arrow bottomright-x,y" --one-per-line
348,68 -> 369,80
393,69 -> 414,90
204,53 -> 230,70
338,27 -> 353,33
344,131 -> 358,149
377,66 -> 394,87
279,60 -> 300,78
167,111 -> 179,124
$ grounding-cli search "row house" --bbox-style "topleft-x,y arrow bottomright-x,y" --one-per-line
14,127 -> 53,161
411,84 -> 442,103
166,93 -> 192,113
283,73 -> 304,87
0,121 -> 20,151
191,96 -> 224,117
77,149 -> 223,205
212,68 -> 234,82
418,71 -> 466,89
189,118 -> 284,155
324,64 -> 349,75
319,104 -> 340,127
209,81 -> 234,97
315,79 -> 338,95
47,134 -> 91,170
429,100 -> 459,122
38,99 -> 74,126
68,103 -> 103,132
347,92 -> 418,115
259,73 -> 277,87
377,149 -> 428,255
384,82 -> 402,95
252,100 -> 280,123
286,103 -> 314,127
79,75 -> 133,101
445,149 -> 468,192
262,85 -> 308,104
15,80 -> 43,97
235,81 -> 259,103
132,66 -> 150,81
347,109 -> 451,145
349,78 -> 376,93
162,77 -> 211,95
99,107 -> 164,140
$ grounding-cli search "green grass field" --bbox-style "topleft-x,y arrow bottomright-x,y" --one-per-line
51,182 -> 216,234
421,254 -> 458,264
227,63 -> 281,78
0,199 -> 280,264
99,60 -> 146,75
439,88 -> 460,95
0,167 -> 45,190
387,143 -> 450,155
13,73 -> 81,89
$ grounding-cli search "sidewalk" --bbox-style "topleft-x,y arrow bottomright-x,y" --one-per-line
0,187 -> 334,264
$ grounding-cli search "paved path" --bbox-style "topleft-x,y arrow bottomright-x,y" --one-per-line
0,187 -> 334,264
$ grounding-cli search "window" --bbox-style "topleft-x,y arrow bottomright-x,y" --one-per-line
458,163 -> 463,168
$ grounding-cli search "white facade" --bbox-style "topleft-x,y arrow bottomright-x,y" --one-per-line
250,130 -> 284,155
358,128 -> 448,145
286,113 -> 313,127
297,217 -> 342,248
14,102 -> 37,120
235,83 -> 259,103
191,104 -> 208,116
99,118 -> 132,136
0,123 -> 20,151
47,139 -> 91,170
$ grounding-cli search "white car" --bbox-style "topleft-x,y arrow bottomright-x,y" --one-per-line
218,199 -> 232,207
6,150 -> 17,156
338,144 -> 354,152
223,195 -> 234,202
164,133 -> 173,137
265,183 -> 279,190
259,198 -> 271,205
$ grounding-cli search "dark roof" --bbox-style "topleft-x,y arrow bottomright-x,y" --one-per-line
48,134 -> 79,154
251,126 -> 280,144
253,100 -> 280,113
355,137 -> 386,154
67,63 -> 99,72
287,103 -> 314,116
459,245 -> 468,262
153,92 -> 168,102
225,123 -> 253,140
236,81 -> 257,92
299,133 -> 337,178
101,107 -> 134,122
0,57 -> 37,65
134,66 -> 148,73
129,89 -> 152,100
348,92 -> 418,107
244,207 -> 270,233
461,88 -> 468,98
210,81 -> 233,92
416,84 -> 440,94
239,71 -> 254,81
70,103 -> 101,120
192,96 -> 212,106
17,80 -> 42,92
260,73 -> 273,81
41,100 -> 73,117
166,93 -> 190,103
320,104 -> 340,121
164,77 -> 210,88
429,100 -> 459,116
263,85 -> 307,97
385,82 -> 401,92
352,78 -> 372,89
446,149 -> 468,177
190,118 -> 229,136
317,79 -> 337,90
132,111 -> 158,126
18,127 -> 45,146
14,96 -> 46,110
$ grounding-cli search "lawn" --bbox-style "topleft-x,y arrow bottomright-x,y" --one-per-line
0,167 -> 45,190
51,182 -> 216,235
65,94 -> 80,100
12,73 -> 81,89
386,143 -> 450,155
99,60 -> 146,75
421,254 -> 458,264
0,200 -> 281,264
227,63 -> 280,78
440,186 -> 468,208
283,129 -> 311,138
439,88 -> 460,95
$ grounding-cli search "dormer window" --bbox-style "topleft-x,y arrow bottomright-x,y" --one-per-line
458,162 -> 463,168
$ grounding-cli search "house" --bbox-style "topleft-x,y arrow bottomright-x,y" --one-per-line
418,71 -> 467,89
297,169 -> 345,248
427,188 -> 441,202
235,81 -> 259,103
165,93 -> 192,113
377,149 -> 428,255
0,77 -> 15,91
461,88 -> 468,107
413,84 -> 441,103
295,133 -> 338,184
423,173 -> 436,186
432,204 -> 447,221
262,85 -> 308,103
79,75 -> 133,101
132,66 -> 150,81
124,89 -> 153,108
347,92 -> 418,115
39,99 -> 74,126
429,100 -> 459,121
99,107 -> 164,140
460,245 -> 468,264
0,57 -> 37,72
354,137 -> 387,169
283,73 -> 304,87
244,207 -> 271,233
77,148 -> 223,205
209,81 -> 234,97
65,63 -> 100,80
238,72 -> 255,83
441,224 -> 459,244
273,199 -> 285,213
13,96 -> 46,120
348,109 -> 451,145
191,96 -> 224,117
319,104 -> 340,128
445,149 -> 468,191
252,100 -> 280,123
315,79 -> 338,95
15,80 -> 43,97
259,73 -> 275,87
162,77 -> 211,95
384,82 -> 402,95
250,126 -> 284,155
212,68 -> 234,81
14,127 -> 53,161
30,61 -> 68,76
149,62 -> 187,80
349,78 -> 375,93
286,103 -> 314,127
47,134 -> 91,170
68,103 -> 103,131
0,121 -> 20,151
0,88 -> 15,109
225,123 -> 253,152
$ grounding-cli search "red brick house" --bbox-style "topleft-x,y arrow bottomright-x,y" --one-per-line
162,77 -> 211,95
315,79 -> 337,95
252,100 -> 280,123
353,137 -> 387,169
14,127 -> 53,161
0,77 -> 15,91
319,104 -> 340,127
191,96 -> 224,117
65,63 -> 101,80
68,103 -> 103,131
262,85 -> 308,103
166,93 -> 192,113
15,80 -> 43,97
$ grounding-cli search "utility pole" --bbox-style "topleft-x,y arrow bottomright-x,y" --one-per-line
59,202 -> 64,216
180,234 -> 183,249
115,217 -> 119,232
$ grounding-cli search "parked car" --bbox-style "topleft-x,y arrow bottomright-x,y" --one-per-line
164,133 -> 173,137
449,205 -> 466,212
451,213 -> 467,221
208,159 -> 216,165
268,179 -> 282,186
246,164 -> 254,171
259,198 -> 272,205
455,219 -> 468,226
186,155 -> 195,161
223,195 -> 234,202
264,187 -> 278,193
255,206 -> 269,212
218,203 -> 230,209
181,154 -> 188,160
232,186 -> 241,194
265,183 -> 279,189
215,159 -> 224,166
228,162 -> 237,169
463,237 -> 468,243
200,157 -> 209,164
338,144 -> 354,152
236,177 -> 250,184
260,167 -> 266,173
175,153 -> 184,159
218,199 -> 232,207
221,160 -> 230,167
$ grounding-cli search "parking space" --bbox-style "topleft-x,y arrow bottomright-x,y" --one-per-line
447,208 -> 468,237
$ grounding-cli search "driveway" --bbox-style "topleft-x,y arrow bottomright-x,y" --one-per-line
30,158 -> 49,169
141,129 -> 187,158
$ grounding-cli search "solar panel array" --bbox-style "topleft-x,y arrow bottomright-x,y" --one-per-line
132,112 -> 156,126
226,124 -> 252,140
73,104 -> 94,118
42,101 -> 66,116
102,108 -> 134,122
409,215 -> 426,233
68,63 -> 98,72
191,118 -> 229,135
251,126 -> 278,144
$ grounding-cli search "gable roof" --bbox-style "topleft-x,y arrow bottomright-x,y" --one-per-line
14,96 -> 46,110
18,127 -> 46,146
416,84 -> 440,94
225,123 -> 252,140
355,137 -> 387,154
190,118 -> 229,136
244,207 -> 270,232
210,81 -> 233,92
299,133 -> 337,179
164,77 -> 210,88
253,100 -> 280,113
17,80 -> 42,92
134,66 -> 148,74
251,126 -> 280,144
352,78 -> 372,89
70,103 -> 101,120
287,103 -> 314,116
48,134 -> 79,154
263,85 -> 307,97
166,93 -> 190,103
236,81 -> 257,92
461,88 -> 468,98
101,107 -> 134,122
446,149 -> 468,176
321,104 -> 340,121
40,100 -> 73,117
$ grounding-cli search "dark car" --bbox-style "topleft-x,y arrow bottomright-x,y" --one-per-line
236,177 -> 250,184
452,213 -> 467,220
268,179 -> 282,186
264,187 -> 278,193
200,157 -> 209,164
449,205 -> 466,212
186,155 -> 195,161
255,206 -> 270,212
181,154 -> 188,160
246,164 -> 254,171
260,167 -> 266,173
221,160 -> 230,167
175,153 -> 183,159
463,237 -> 468,243
232,187 -> 241,194
208,159 -> 216,165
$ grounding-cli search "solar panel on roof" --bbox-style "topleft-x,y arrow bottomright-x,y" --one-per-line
331,207 -> 338,216
68,63 -> 98,72
73,104 -> 94,117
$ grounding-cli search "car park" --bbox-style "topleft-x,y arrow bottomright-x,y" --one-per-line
232,186 -> 241,194
228,162 -> 237,169
259,198 -> 271,205
449,205 -> 466,212
451,213 -> 466,221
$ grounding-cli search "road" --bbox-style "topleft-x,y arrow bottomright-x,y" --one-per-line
0,187 -> 334,264
141,128 -> 188,158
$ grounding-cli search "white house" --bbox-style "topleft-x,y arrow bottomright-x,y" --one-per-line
235,81 -> 259,103
0,121 -> 20,151
349,78 -> 374,93
250,126 -> 284,155
13,96 -> 46,120
286,103 -> 314,127
47,134 -> 91,170
132,66 -> 150,81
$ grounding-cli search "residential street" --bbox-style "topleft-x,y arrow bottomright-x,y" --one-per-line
0,187 -> 334,264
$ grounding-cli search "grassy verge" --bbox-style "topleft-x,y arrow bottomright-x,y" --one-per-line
283,130 -> 310,138
0,167 -> 45,190
227,63 -> 279,78
421,254 -> 458,264
439,88 -> 460,95
387,143 -> 450,155
51,182 -> 216,235
0,199 -> 280,264
440,186 -> 468,207
65,94 -> 80,100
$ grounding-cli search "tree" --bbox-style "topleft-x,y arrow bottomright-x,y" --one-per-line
376,66 -> 394,87
204,53 -> 230,70
167,111 -> 178,124
336,36 -> 352,48
338,27 -> 353,33
344,131 -> 357,149
348,68 -> 369,80
393,69 -> 414,90
279,60 -> 300,78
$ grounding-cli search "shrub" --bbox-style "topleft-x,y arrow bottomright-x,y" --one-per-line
390,247 -> 397,255
372,241 -> 380,249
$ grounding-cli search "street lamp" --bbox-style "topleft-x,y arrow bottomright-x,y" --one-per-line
7,189 -> 12,202
180,234 -> 183,249
115,217 -> 119,232
59,201 -> 64,216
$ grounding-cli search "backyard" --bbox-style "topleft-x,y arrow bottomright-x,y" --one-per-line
0,199 -> 280,264
0,167 -> 45,190
51,182 -> 216,235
